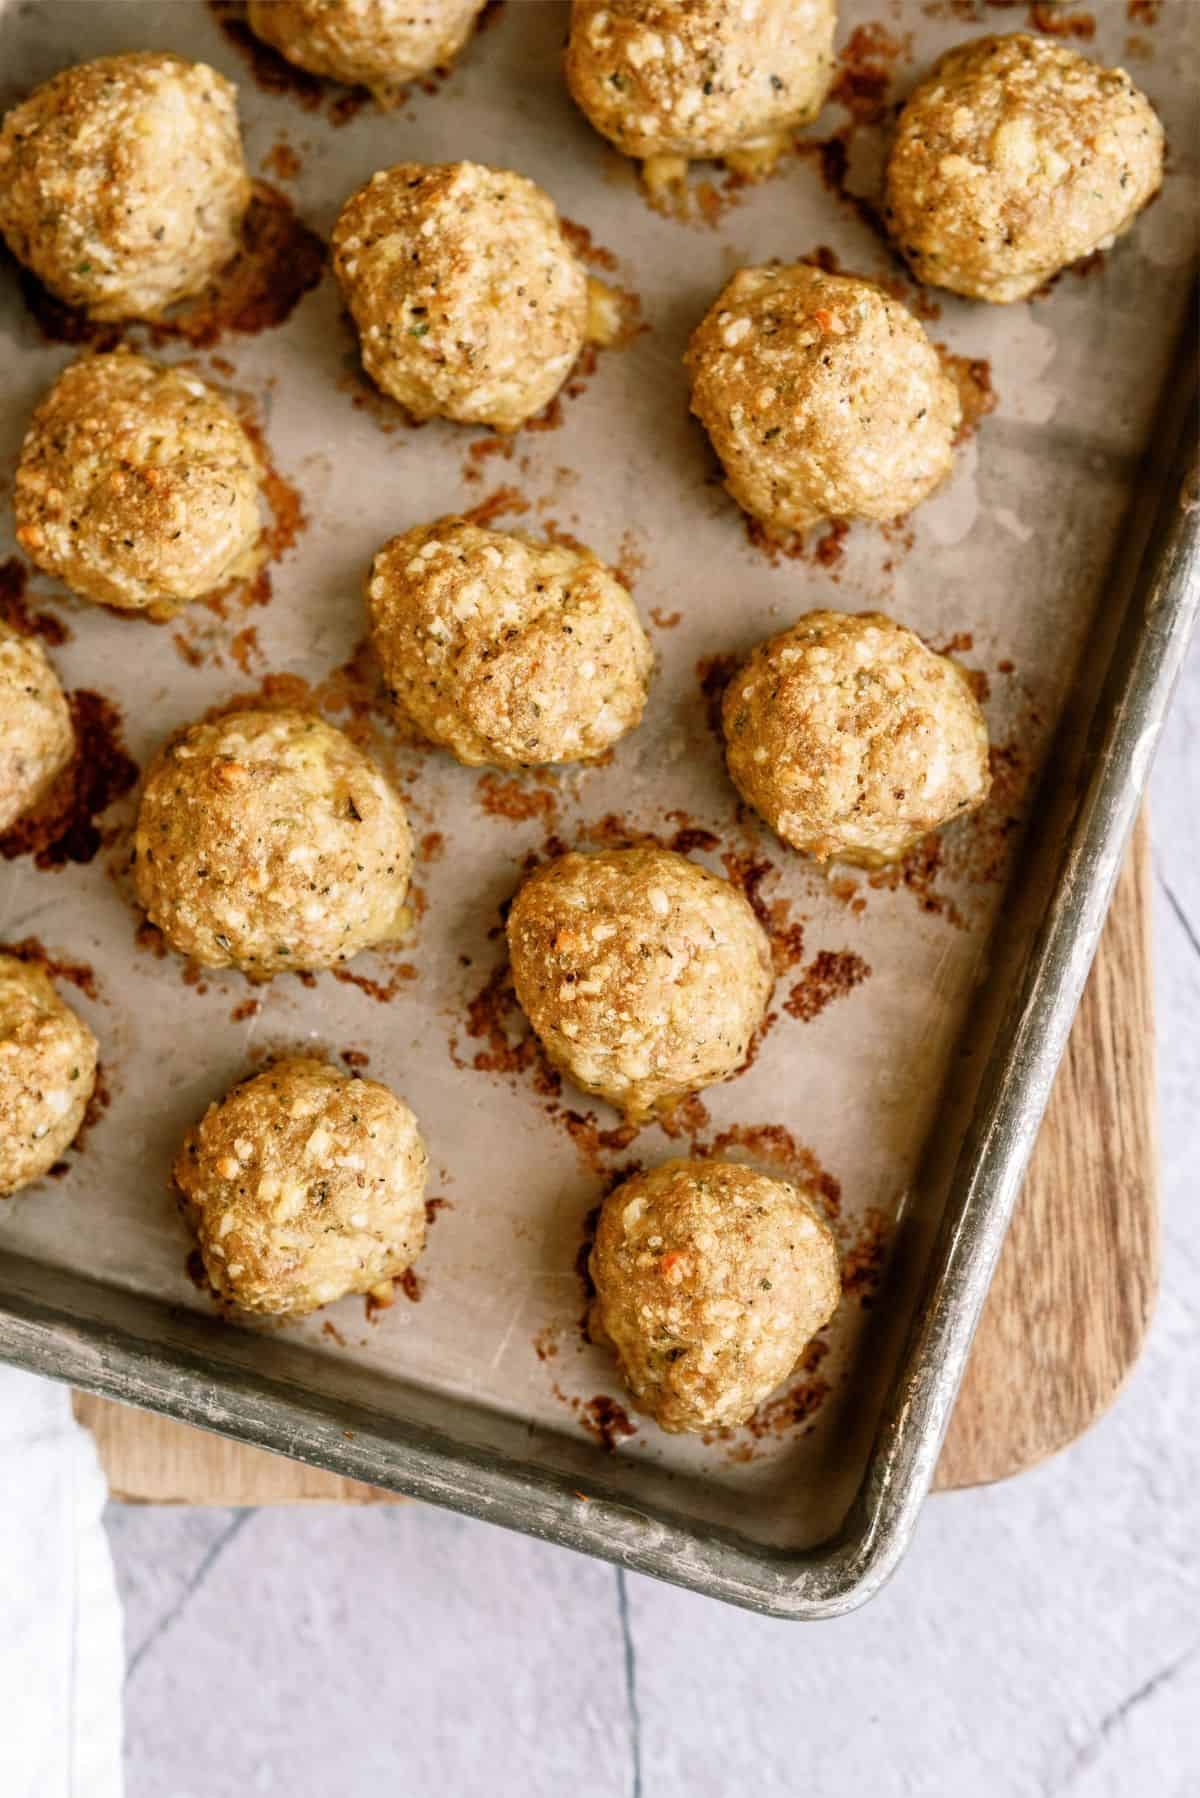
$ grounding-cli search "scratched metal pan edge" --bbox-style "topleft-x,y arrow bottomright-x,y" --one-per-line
1,334 -> 1195,1621
0,0 -> 1197,1619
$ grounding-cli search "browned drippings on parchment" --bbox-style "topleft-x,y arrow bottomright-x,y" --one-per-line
1,687 -> 138,872
0,556 -> 69,645
14,183 -> 323,351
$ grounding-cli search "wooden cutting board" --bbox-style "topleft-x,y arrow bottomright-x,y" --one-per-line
73,817 -> 1157,1501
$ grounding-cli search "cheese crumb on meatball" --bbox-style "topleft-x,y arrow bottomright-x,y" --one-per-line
0,53 -> 250,321
507,847 -> 773,1123
885,34 -> 1165,304
0,628 -> 74,834
175,1056 -> 428,1316
686,263 -> 961,537
723,610 -> 991,867
133,710 -> 413,974
366,518 -> 653,767
246,0 -> 486,102
0,954 -> 98,1197
15,352 -> 262,618
331,161 -> 590,431
566,0 -> 836,194
590,1158 -> 840,1434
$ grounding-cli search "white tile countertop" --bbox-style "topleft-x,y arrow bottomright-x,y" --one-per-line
104,637 -> 1200,1798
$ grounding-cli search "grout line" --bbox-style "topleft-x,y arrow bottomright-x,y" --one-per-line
124,1510 -> 252,1686
1057,1638 -> 1200,1789
615,1567 -> 644,1798
1155,867 -> 1200,968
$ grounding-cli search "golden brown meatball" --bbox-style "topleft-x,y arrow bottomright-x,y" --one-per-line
366,518 -> 653,767
331,161 -> 590,431
0,954 -> 98,1197
14,352 -> 262,618
566,0 -> 836,192
246,0 -> 486,102
885,35 -> 1165,304
590,1158 -> 840,1434
0,629 -> 74,834
133,710 -> 413,974
175,1056 -> 428,1317
723,610 -> 991,867
507,847 -> 772,1123
0,53 -> 250,320
686,263 -> 961,537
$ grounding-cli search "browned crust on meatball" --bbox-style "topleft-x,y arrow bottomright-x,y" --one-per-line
0,627 -> 74,833
722,610 -> 991,867
0,953 -> 98,1197
590,1157 -> 840,1433
566,0 -> 836,168
507,847 -> 773,1122
246,0 -> 486,101
330,161 -> 589,430
685,263 -> 961,536
174,1055 -> 428,1316
365,517 -> 653,767
0,53 -> 250,320
133,709 -> 413,973
885,34 -> 1165,304
14,351 -> 262,616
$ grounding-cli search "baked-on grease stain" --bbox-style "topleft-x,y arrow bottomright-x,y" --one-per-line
0,689 -> 137,870
14,182 -> 323,349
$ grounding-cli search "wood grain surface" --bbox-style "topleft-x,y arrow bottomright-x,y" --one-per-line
935,814 -> 1158,1488
72,819 -> 1157,1503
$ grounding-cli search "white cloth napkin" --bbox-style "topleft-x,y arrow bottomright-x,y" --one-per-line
0,1367 -> 123,1798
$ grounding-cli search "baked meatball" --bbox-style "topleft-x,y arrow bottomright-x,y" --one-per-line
174,1056 -> 428,1316
366,518 -> 653,767
133,710 -> 413,974
0,954 -> 98,1197
14,352 -> 262,618
0,53 -> 250,321
686,263 -> 961,537
0,629 -> 74,834
885,35 -> 1165,305
331,161 -> 590,431
566,0 -> 836,190
507,847 -> 772,1123
246,0 -> 486,102
590,1158 -> 840,1434
723,610 -> 991,867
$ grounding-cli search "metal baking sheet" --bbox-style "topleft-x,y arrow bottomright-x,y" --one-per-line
0,0 -> 1196,1617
